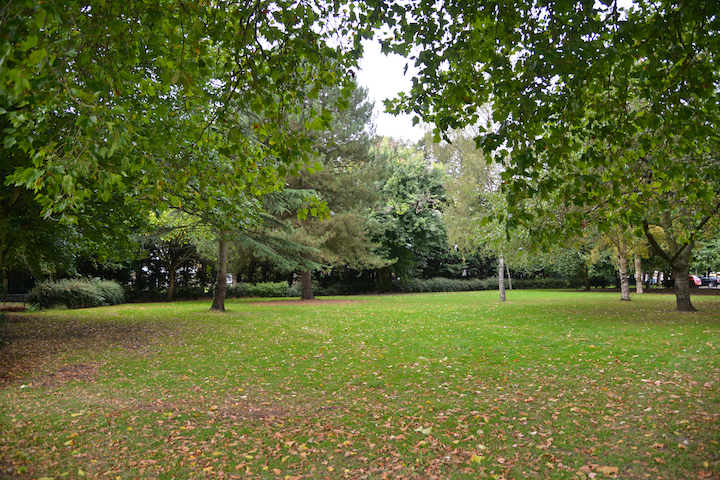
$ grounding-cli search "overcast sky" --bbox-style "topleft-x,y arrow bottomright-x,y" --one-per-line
355,40 -> 426,143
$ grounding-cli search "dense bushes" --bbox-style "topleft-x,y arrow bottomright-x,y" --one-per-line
24,275 -> 575,308
28,279 -> 126,309
226,282 -> 289,298
392,277 -> 573,294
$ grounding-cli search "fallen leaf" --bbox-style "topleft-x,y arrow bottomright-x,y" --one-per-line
597,466 -> 618,475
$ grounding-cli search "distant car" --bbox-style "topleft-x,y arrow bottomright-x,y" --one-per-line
690,275 -> 702,287
699,276 -> 718,288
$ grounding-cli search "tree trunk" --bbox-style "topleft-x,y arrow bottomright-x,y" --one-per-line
671,248 -> 695,312
210,238 -> 228,311
300,268 -> 315,300
643,214 -> 696,311
167,263 -> 177,301
506,261 -> 512,290
498,256 -> 506,302
618,243 -> 630,301
634,254 -> 644,294
583,263 -> 591,291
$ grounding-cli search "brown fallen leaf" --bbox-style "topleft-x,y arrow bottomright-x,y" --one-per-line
597,466 -> 619,475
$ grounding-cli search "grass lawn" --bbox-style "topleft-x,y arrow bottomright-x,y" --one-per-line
1,290 -> 719,479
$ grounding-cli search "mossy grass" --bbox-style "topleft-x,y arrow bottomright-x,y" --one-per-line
1,291 -> 718,479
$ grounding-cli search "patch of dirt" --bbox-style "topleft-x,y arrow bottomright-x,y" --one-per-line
29,362 -> 100,388
0,314 -> 165,389
248,298 -> 360,306
0,304 -> 26,312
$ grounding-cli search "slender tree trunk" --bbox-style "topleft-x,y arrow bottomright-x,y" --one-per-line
498,256 -> 506,302
300,269 -> 315,300
167,263 -> 177,301
210,238 -> 228,312
583,263 -> 591,291
634,255 -> 644,294
506,262 -> 512,290
618,244 -> 630,301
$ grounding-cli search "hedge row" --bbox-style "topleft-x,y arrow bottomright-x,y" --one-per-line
392,277 -> 573,294
226,282 -> 289,298
28,279 -> 126,309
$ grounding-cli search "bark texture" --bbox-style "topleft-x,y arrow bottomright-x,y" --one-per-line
498,256 -> 506,302
210,239 -> 228,312
634,255 -> 644,294
618,243 -> 630,301
643,214 -> 696,312
300,269 -> 315,300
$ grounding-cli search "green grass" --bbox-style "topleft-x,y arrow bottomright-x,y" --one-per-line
1,291 -> 719,479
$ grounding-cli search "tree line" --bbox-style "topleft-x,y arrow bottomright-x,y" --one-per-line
2,0 -> 718,311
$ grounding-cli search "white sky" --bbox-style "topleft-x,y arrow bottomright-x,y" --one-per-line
356,40 -> 426,143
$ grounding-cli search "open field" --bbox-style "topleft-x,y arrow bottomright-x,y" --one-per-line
1,291 -> 719,479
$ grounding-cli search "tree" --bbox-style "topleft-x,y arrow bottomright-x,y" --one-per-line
369,139 -> 448,288
426,126 -> 529,299
142,211 -> 205,301
281,82 -> 390,298
1,0 -> 373,304
380,0 -> 720,311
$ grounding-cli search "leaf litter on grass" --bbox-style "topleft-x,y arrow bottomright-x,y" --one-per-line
1,292 -> 719,479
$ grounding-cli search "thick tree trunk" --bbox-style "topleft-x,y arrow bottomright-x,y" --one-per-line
498,256 -> 506,302
300,269 -> 315,300
618,244 -> 630,301
671,250 -> 695,312
210,238 -> 228,312
643,214 -> 696,312
634,255 -> 644,294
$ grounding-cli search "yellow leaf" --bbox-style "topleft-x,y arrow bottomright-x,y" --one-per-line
470,455 -> 485,463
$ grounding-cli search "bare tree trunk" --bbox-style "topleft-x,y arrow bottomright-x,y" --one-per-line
618,243 -> 630,301
671,248 -> 695,312
210,238 -> 228,312
300,269 -> 315,300
506,262 -> 512,290
167,263 -> 177,301
498,256 -> 506,302
634,254 -> 644,294
643,213 -> 696,311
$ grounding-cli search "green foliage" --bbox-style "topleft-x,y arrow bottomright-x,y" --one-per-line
226,282 -> 289,298
171,286 -> 206,301
393,276 -> 574,293
27,279 -> 126,309
370,140 -> 449,278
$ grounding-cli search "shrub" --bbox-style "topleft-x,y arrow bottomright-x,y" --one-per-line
173,286 -> 206,300
28,278 -> 126,309
226,283 -> 248,299
246,282 -> 288,298
94,280 -> 126,305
